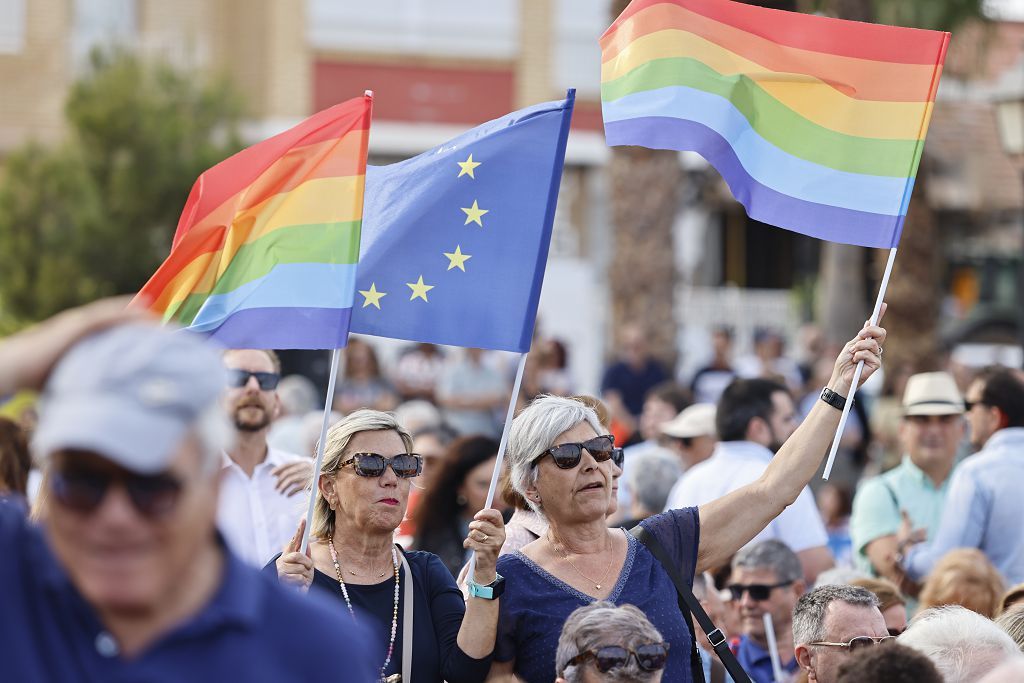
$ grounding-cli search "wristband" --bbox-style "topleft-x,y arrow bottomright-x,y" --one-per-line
467,573 -> 505,600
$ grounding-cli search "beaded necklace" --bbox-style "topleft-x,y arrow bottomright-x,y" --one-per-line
329,539 -> 401,682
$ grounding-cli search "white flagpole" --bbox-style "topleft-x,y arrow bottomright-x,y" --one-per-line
763,613 -> 785,682
466,351 -> 529,582
821,246 -> 897,480
300,347 -> 342,553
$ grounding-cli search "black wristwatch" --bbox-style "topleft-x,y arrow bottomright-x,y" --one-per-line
820,387 -> 849,411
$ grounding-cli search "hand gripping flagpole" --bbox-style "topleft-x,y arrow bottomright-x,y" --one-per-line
300,347 -> 342,553
466,351 -> 529,583
821,247 -> 897,480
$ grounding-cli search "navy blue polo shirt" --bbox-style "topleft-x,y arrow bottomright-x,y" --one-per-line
0,502 -> 377,682
735,634 -> 799,683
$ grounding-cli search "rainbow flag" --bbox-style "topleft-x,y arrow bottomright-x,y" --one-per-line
600,0 -> 950,249
137,94 -> 372,349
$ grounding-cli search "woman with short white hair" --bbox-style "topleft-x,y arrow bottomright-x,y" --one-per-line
487,323 -> 886,682
556,602 -> 667,682
899,605 -> 1020,682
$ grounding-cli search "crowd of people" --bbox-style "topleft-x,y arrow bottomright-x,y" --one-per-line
2,298 -> 1024,682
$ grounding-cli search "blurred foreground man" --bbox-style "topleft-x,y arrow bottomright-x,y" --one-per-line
0,301 -> 374,682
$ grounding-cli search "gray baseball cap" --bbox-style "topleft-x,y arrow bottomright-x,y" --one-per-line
33,323 -> 228,473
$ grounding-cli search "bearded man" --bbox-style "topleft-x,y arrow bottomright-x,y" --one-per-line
217,349 -> 312,567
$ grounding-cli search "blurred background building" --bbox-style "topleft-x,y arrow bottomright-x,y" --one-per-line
3,0 -> 1024,392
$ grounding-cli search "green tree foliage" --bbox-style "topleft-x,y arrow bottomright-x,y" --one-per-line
807,0 -> 986,30
0,50 -> 243,327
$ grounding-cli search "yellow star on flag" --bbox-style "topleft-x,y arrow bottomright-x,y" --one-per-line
443,245 -> 472,272
359,283 -> 387,309
461,200 -> 488,227
457,154 -> 481,179
407,275 -> 434,302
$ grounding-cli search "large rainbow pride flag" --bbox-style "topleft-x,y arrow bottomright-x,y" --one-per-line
600,0 -> 950,249
137,94 -> 372,349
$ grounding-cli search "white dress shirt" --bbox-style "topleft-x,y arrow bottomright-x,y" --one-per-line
217,448 -> 309,567
664,440 -> 828,553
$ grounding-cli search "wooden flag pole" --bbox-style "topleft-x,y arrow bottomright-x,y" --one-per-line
300,347 -> 342,553
822,247 -> 897,480
466,351 -> 529,582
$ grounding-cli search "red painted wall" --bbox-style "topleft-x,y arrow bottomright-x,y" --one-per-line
315,58 -> 605,132
315,60 -> 515,125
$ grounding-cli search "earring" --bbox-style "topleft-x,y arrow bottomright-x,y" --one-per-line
456,494 -> 468,506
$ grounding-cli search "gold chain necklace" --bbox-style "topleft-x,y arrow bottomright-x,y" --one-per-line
547,530 -> 614,591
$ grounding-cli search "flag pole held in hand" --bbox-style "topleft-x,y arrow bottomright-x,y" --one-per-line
822,247 -> 896,479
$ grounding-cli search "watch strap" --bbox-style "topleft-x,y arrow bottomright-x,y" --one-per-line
820,387 -> 848,411
467,573 -> 505,600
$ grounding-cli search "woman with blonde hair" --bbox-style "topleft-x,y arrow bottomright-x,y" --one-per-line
918,548 -> 1005,618
270,409 -> 505,682
995,603 -> 1024,652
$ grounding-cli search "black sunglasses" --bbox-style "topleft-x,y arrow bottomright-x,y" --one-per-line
227,369 -> 280,390
807,635 -> 897,652
532,435 -> 617,470
728,580 -> 794,602
50,465 -> 184,519
567,642 -> 670,673
340,453 -> 423,478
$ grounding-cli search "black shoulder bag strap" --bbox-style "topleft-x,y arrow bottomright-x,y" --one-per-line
631,525 -> 752,683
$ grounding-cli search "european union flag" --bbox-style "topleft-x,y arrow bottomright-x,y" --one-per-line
350,91 -> 575,352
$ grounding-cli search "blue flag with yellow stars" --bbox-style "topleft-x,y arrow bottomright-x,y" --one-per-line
350,91 -> 575,352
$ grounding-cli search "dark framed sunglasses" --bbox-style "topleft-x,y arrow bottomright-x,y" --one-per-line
227,369 -> 280,390
567,642 -> 670,673
50,465 -> 184,519
727,580 -> 794,602
807,635 -> 896,652
531,435 -> 616,470
340,453 -> 423,478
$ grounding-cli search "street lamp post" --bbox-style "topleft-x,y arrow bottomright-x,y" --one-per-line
994,56 -> 1024,367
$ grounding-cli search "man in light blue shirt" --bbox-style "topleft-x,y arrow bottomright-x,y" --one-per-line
901,367 -> 1024,585
850,372 -> 964,596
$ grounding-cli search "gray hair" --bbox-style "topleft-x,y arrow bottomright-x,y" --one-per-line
793,584 -> 879,646
626,448 -> 682,515
310,409 -> 413,540
393,400 -> 443,434
996,605 -> 1024,653
899,606 -> 1020,682
276,374 -> 319,415
691,571 -> 713,601
733,539 -> 803,584
556,601 -> 664,683
507,395 -> 604,514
